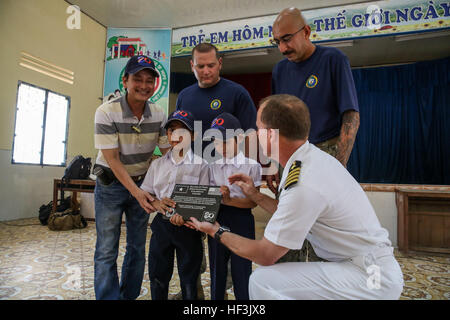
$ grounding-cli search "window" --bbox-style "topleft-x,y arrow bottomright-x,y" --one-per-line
12,81 -> 70,166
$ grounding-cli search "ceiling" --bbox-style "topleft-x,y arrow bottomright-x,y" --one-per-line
68,0 -> 450,74
67,0 -> 371,29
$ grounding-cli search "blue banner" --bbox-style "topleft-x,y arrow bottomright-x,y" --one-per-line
172,0 -> 450,56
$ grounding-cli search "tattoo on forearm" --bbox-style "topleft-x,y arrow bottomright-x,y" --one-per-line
337,111 -> 360,166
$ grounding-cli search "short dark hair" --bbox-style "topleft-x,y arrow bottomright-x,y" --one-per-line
191,42 -> 221,60
259,94 -> 310,140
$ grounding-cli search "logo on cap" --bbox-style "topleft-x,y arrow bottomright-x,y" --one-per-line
137,56 -> 153,65
210,99 -> 222,110
212,118 -> 224,127
306,75 -> 318,88
175,110 -> 188,117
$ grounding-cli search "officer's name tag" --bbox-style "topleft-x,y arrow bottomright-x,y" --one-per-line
168,184 -> 222,223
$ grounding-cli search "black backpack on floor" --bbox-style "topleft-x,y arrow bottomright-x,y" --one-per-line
38,196 -> 72,226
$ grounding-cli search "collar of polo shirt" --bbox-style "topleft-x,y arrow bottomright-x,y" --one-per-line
120,94 -> 152,119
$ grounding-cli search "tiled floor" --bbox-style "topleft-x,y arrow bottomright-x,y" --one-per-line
0,217 -> 235,300
0,216 -> 449,300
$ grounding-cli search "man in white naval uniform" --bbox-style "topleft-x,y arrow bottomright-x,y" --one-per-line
189,94 -> 404,300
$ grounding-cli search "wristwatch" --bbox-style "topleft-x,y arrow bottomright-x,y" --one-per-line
214,226 -> 231,242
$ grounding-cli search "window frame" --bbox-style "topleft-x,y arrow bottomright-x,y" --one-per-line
11,81 -> 70,167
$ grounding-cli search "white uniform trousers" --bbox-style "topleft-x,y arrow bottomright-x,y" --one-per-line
249,255 -> 404,300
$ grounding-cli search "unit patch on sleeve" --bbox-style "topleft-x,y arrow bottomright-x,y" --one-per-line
284,160 -> 302,190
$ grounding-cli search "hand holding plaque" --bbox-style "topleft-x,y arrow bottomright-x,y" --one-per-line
168,184 -> 222,223
152,197 -> 176,217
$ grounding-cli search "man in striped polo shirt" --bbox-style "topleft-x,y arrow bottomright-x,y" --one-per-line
94,55 -> 171,300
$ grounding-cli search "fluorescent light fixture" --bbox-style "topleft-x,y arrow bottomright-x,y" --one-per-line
21,57 -> 74,80
224,49 -> 269,59
19,52 -> 74,84
19,63 -> 74,85
319,40 -> 354,48
394,30 -> 450,42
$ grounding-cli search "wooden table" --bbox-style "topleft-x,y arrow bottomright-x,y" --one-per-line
396,188 -> 450,254
52,179 -> 96,213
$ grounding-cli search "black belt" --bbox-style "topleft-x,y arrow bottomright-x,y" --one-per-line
94,164 -> 145,184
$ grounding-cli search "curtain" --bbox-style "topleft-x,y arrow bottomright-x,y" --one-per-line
347,57 -> 450,185
223,73 -> 272,108
170,57 -> 450,185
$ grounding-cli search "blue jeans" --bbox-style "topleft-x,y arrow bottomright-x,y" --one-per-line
94,179 -> 149,300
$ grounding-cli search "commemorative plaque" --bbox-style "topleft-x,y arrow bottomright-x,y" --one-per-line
165,184 -> 222,223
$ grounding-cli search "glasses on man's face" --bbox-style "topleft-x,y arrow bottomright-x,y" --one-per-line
270,26 -> 306,46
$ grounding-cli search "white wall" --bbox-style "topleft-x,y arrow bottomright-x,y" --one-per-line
0,0 -> 105,221
366,191 -> 398,247
0,150 -> 65,221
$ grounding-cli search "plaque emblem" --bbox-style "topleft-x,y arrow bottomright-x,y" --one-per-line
203,211 -> 215,222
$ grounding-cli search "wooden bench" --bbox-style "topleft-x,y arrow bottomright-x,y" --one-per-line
52,179 -> 96,213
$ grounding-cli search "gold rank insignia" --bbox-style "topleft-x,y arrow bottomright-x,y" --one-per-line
284,160 -> 302,190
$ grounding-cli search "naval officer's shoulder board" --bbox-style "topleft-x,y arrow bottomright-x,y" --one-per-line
284,160 -> 302,190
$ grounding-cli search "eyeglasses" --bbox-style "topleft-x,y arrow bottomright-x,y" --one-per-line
270,26 -> 306,46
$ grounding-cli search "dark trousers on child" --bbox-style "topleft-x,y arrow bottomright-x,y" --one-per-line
148,213 -> 203,300
208,205 -> 255,300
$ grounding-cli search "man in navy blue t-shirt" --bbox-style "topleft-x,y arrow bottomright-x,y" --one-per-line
271,7 -> 360,168
176,43 -> 257,158
268,8 -> 360,264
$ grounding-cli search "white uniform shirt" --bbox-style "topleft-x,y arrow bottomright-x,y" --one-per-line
209,152 -> 262,198
141,149 -> 209,199
264,141 -> 391,262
